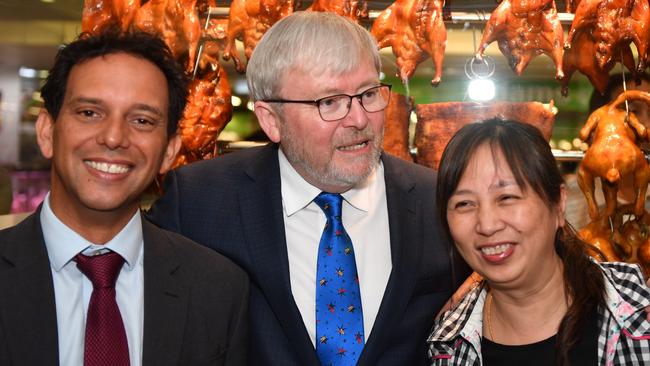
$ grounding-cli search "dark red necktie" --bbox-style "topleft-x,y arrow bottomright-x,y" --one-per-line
76,251 -> 130,366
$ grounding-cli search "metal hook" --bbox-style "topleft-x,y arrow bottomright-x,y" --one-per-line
192,7 -> 214,80
465,56 -> 495,79
621,50 -> 630,122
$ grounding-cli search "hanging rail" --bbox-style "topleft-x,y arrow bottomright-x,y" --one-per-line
207,7 -> 576,24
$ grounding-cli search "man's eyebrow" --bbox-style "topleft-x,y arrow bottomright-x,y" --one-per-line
68,96 -> 103,106
67,98 -> 164,117
132,103 -> 164,118
317,81 -> 380,97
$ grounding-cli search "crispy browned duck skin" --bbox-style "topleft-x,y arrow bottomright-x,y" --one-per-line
222,0 -> 294,73
561,29 -> 638,96
382,92 -> 414,162
566,0 -> 582,12
578,90 -> 650,222
173,66 -> 233,168
82,0 -> 140,34
476,0 -> 565,80
566,0 -> 650,73
371,0 -> 446,86
577,204 -> 650,277
308,0 -> 369,21
133,0 -> 201,73
414,101 -> 555,170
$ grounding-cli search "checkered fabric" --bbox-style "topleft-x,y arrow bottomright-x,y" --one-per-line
427,262 -> 650,365
76,251 -> 130,366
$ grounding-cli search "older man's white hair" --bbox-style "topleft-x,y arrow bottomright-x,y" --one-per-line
246,11 -> 382,102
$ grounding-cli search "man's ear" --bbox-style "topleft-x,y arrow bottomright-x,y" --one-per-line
159,134 -> 182,175
35,109 -> 55,159
253,101 -> 281,143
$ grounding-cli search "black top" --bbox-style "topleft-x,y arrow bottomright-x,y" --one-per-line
481,306 -> 599,365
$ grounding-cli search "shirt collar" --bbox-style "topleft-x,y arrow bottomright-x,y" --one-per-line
40,192 -> 144,272
599,262 -> 650,330
428,281 -> 487,345
278,148 -> 381,215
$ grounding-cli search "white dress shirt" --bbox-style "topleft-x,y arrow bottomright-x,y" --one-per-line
278,149 -> 392,346
40,192 -> 144,366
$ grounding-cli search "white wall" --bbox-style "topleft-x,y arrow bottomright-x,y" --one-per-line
0,67 -> 20,165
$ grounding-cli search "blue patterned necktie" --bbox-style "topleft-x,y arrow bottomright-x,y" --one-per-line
314,192 -> 364,366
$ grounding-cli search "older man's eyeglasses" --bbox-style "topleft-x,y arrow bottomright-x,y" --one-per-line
263,84 -> 392,122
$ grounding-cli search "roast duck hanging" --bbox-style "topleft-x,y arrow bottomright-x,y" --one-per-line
562,0 -> 650,95
576,90 -> 650,275
371,0 -> 447,86
475,0 -> 565,80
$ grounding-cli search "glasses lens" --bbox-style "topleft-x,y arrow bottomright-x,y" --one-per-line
318,94 -> 350,121
361,86 -> 390,112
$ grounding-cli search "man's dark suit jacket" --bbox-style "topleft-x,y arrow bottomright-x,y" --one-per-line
0,211 -> 249,366
148,143 -> 467,365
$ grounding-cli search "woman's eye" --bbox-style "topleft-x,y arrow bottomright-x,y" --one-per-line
499,194 -> 519,202
452,201 -> 473,210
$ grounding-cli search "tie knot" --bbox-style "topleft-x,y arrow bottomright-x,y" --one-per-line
75,251 -> 125,289
314,192 -> 343,220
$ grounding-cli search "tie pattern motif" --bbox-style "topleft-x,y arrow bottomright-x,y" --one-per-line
76,251 -> 130,366
314,193 -> 364,366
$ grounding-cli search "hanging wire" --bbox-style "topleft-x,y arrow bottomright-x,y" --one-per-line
192,9 -> 213,80
621,50 -> 630,121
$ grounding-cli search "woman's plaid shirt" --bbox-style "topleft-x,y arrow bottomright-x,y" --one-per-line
427,262 -> 650,365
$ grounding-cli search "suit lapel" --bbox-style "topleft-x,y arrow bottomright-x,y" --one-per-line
239,144 -> 320,365
0,213 -> 59,364
358,154 -> 421,365
141,217 -> 188,366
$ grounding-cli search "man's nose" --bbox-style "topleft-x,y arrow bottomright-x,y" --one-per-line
96,116 -> 130,150
340,97 -> 370,129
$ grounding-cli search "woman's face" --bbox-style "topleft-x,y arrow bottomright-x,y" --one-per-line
446,144 -> 566,290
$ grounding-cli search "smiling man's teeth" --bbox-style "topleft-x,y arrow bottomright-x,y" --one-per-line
338,142 -> 368,151
481,244 -> 512,256
85,161 -> 130,174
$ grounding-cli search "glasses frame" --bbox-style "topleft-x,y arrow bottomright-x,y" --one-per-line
262,83 -> 392,122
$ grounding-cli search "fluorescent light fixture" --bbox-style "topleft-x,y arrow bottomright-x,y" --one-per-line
19,67 -> 48,79
19,67 -> 37,78
233,79 -> 249,95
468,79 -> 495,101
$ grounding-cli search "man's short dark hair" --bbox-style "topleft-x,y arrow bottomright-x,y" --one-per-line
40,27 -> 189,136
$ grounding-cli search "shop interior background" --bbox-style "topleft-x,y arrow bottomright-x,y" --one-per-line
0,0 -> 595,215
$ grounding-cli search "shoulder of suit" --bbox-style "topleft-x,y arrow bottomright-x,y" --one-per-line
382,152 -> 437,184
150,223 -> 248,280
0,212 -> 38,242
174,144 -> 272,177
0,213 -> 44,267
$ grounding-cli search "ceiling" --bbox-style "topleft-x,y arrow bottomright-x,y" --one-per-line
0,0 -> 81,21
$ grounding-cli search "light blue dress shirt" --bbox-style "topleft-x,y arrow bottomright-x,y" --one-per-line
40,192 -> 144,366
